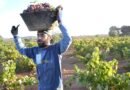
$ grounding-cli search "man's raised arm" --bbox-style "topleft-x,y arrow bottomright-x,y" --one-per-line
56,6 -> 72,54
11,25 -> 35,59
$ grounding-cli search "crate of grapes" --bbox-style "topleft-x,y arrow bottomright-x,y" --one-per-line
20,3 -> 57,31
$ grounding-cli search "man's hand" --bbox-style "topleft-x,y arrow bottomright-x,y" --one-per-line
56,5 -> 63,24
11,25 -> 20,36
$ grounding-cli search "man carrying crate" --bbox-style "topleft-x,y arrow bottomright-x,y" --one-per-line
11,6 -> 72,90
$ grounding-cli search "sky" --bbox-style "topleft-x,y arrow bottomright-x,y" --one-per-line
1,0 -> 130,38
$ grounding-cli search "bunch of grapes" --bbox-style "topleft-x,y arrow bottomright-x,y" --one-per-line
23,3 -> 55,13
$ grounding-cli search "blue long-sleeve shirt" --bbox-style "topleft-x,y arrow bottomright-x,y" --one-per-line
13,24 -> 72,90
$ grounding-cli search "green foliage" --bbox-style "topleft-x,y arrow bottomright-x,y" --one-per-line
0,60 -> 16,84
69,36 -> 130,90
0,39 -> 20,62
74,47 -> 130,90
73,36 -> 130,61
23,38 -> 37,47
0,37 -> 37,89
16,56 -> 35,73
0,60 -> 37,90
122,47 -> 130,60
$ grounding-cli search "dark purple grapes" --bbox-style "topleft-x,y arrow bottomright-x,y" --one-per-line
23,3 -> 55,13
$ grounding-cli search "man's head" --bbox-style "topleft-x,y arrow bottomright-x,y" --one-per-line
37,30 -> 52,48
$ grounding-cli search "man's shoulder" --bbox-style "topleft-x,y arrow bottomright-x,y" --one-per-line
45,43 -> 59,51
28,46 -> 39,50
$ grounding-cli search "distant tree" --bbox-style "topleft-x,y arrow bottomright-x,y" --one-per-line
109,26 -> 120,36
121,26 -> 130,36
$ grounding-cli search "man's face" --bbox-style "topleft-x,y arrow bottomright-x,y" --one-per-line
37,31 -> 51,47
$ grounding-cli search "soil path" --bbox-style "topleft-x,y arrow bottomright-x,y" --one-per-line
62,49 -> 87,90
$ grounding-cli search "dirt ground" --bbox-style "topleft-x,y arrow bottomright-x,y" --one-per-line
62,50 -> 87,90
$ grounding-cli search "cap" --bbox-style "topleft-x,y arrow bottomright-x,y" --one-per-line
38,30 -> 52,36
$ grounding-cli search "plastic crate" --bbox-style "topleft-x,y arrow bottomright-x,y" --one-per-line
20,10 -> 57,31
